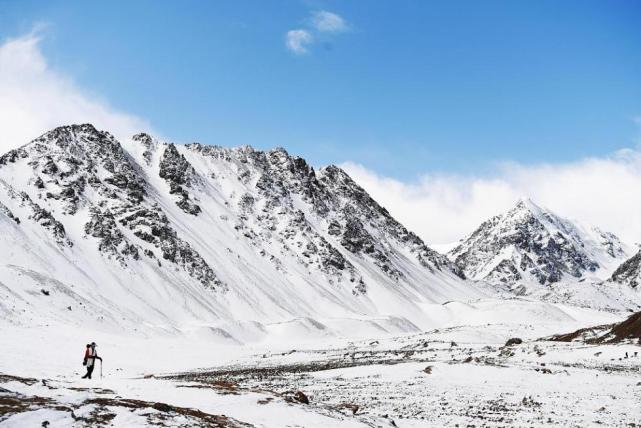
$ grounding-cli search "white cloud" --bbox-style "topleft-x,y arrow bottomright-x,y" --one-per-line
311,11 -> 348,33
286,11 -> 348,55
342,149 -> 641,247
0,33 -> 152,154
285,29 -> 313,55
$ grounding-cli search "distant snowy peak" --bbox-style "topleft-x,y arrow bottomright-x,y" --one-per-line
448,198 -> 629,287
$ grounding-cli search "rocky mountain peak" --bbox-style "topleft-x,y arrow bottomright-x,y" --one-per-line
510,197 -> 544,217
449,198 -> 629,288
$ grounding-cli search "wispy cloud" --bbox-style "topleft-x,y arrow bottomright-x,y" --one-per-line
285,29 -> 313,55
342,148 -> 641,247
0,32 -> 153,153
311,11 -> 348,33
285,10 -> 348,55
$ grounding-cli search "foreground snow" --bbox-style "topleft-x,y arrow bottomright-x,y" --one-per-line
1,307 -> 639,427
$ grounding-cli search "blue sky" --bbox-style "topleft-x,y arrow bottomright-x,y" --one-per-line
1,0 -> 640,180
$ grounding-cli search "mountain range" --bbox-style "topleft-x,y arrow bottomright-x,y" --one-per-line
1,124 -> 640,341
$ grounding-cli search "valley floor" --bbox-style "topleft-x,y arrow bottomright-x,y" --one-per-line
1,319 -> 640,427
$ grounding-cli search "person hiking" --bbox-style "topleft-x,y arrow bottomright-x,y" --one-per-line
82,342 -> 102,379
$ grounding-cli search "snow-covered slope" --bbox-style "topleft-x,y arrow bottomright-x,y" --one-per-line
0,124 -> 484,339
448,198 -> 630,288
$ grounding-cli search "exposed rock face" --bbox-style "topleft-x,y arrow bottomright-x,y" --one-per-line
119,206 -> 222,289
449,198 -> 629,287
132,133 -> 157,166
84,207 -> 140,265
159,143 -> 202,215
0,201 -> 20,224
611,250 -> 641,288
18,190 -> 72,247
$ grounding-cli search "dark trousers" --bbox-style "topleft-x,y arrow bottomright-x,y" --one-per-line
82,364 -> 95,379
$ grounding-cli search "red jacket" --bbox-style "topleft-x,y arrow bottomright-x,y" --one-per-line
83,347 -> 99,366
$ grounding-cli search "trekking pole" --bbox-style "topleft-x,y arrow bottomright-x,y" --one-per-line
100,359 -> 103,379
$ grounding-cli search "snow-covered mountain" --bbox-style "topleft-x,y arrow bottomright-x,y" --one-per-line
448,198 -> 630,288
0,124 -> 481,339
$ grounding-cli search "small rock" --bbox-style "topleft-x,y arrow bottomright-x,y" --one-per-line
294,391 -> 309,404
423,366 -> 433,374
153,402 -> 173,412
505,338 -> 523,346
40,289 -> 50,296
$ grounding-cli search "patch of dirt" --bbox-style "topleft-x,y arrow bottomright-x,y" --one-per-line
549,324 -> 611,342
86,397 -> 253,427
0,373 -> 39,386
0,393 -> 57,417
606,311 -> 641,343
549,311 -> 641,344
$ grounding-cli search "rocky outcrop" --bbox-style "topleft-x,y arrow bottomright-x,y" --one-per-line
119,207 -> 223,289
85,207 -> 140,265
20,191 -> 72,247
132,133 -> 157,166
159,144 -> 201,215
611,250 -> 641,288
